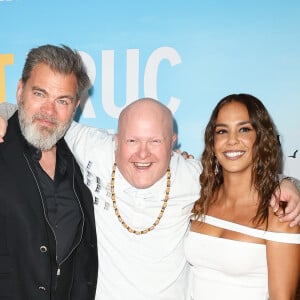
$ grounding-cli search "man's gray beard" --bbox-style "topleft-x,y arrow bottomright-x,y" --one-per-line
18,102 -> 73,151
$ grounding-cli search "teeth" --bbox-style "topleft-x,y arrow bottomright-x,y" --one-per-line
134,162 -> 151,167
224,151 -> 244,158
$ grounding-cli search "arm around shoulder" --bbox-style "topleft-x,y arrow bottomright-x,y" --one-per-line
0,102 -> 17,141
64,121 -> 115,167
271,176 -> 300,227
0,102 -> 17,120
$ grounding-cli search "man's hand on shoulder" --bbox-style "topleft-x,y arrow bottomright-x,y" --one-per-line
270,178 -> 300,227
174,149 -> 195,159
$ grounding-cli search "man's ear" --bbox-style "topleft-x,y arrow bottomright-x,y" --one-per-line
171,133 -> 177,148
75,99 -> 80,111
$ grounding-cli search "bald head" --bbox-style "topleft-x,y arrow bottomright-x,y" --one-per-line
118,98 -> 174,137
115,98 -> 177,189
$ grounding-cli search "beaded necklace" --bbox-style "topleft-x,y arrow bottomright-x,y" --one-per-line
110,163 -> 171,235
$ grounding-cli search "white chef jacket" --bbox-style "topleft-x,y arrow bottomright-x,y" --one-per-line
65,121 -> 201,300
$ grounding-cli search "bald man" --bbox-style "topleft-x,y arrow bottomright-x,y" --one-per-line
0,98 -> 300,300
66,98 -> 201,300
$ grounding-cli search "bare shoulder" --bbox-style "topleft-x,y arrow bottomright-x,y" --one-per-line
268,207 -> 300,234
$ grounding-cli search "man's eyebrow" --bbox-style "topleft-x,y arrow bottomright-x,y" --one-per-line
32,86 -> 75,102
58,95 -> 75,102
32,86 -> 47,95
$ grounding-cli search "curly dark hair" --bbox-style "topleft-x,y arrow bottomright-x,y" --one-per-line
192,94 -> 282,227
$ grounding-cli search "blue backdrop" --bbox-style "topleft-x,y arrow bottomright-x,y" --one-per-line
1,0 -> 299,177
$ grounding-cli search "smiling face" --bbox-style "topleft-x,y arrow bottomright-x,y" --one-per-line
17,63 -> 79,150
214,101 -> 257,176
115,99 -> 177,189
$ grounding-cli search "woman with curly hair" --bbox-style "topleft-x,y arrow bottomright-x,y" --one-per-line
184,94 -> 300,299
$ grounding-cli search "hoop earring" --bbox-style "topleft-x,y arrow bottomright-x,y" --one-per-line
214,158 -> 220,175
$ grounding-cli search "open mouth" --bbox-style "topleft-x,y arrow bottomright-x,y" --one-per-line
223,151 -> 245,158
133,162 -> 152,168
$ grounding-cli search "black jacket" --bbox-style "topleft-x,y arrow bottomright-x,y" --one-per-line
0,112 -> 98,299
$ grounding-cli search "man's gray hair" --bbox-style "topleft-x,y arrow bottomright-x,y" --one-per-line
21,44 -> 90,100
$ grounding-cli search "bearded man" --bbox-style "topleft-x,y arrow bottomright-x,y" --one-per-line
0,44 -> 98,300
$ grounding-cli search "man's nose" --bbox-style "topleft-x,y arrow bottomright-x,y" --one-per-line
40,99 -> 56,115
136,141 -> 151,159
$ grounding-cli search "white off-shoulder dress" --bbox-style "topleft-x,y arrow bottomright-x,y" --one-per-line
184,215 -> 300,300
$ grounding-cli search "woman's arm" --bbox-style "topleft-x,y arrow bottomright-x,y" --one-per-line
267,212 -> 300,299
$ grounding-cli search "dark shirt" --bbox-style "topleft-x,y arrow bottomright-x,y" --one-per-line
28,144 -> 82,264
